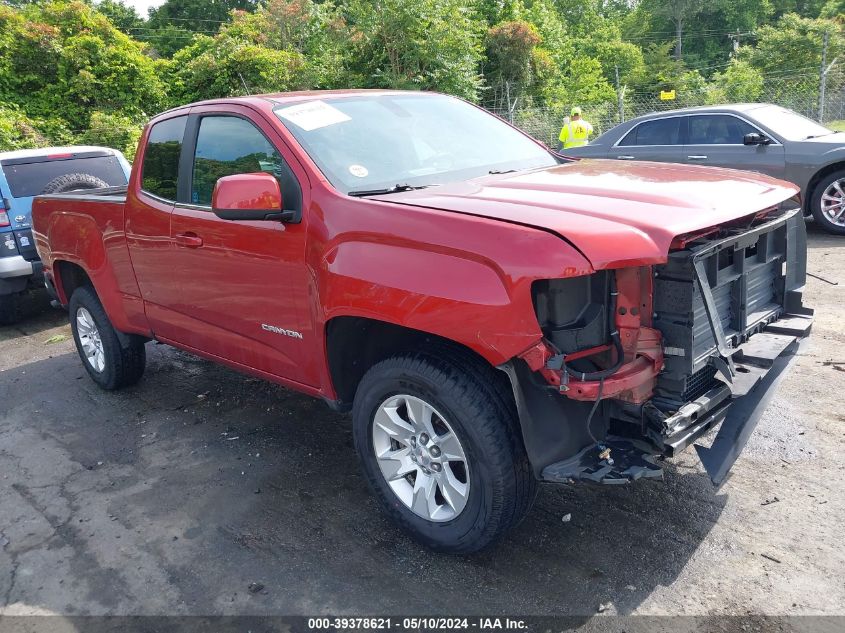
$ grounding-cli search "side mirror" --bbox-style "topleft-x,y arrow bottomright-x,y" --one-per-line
743,132 -> 771,146
212,173 -> 297,222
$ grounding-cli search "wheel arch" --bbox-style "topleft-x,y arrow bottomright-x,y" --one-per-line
53,259 -> 93,305
806,160 -> 845,213
53,258 -> 148,344
325,315 -> 513,410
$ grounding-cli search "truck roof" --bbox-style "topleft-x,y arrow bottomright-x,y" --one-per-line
0,146 -> 121,161
154,89 -> 442,118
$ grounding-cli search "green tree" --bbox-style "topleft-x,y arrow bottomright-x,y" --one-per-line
144,0 -> 259,55
168,35 -> 309,102
77,110 -> 144,160
485,19 -> 542,107
96,0 -> 143,34
166,0 -> 348,101
820,0 -> 845,18
148,0 -> 258,24
343,0 -> 485,100
0,1 -> 166,131
224,0 -> 349,88
771,0 -> 827,18
645,0 -> 720,60
0,105 -> 72,151
706,58 -> 765,103
738,12 -> 844,103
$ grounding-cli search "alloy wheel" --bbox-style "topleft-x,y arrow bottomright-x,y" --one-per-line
76,307 -> 105,373
371,394 -> 470,522
821,177 -> 845,227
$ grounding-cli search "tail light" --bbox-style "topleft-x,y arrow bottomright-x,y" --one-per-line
0,210 -> 9,227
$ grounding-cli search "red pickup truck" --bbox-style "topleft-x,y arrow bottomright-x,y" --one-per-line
32,90 -> 813,553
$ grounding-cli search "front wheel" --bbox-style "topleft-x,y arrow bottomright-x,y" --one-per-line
810,170 -> 845,235
352,350 -> 537,553
69,286 -> 146,390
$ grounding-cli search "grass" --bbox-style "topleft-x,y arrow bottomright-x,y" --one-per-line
828,120 -> 845,132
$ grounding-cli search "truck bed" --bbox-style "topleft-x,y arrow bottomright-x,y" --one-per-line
31,185 -> 138,327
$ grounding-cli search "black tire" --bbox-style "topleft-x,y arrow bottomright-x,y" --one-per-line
40,173 -> 109,195
68,286 -> 146,390
810,169 -> 845,235
352,348 -> 538,553
0,293 -> 21,326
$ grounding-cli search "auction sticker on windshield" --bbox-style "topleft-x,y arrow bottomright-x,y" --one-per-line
349,164 -> 368,178
276,100 -> 351,131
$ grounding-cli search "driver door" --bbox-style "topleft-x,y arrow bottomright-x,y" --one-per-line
683,114 -> 786,179
160,107 -> 313,384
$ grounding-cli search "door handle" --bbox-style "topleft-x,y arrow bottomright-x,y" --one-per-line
687,155 -> 708,160
174,232 -> 203,248
616,155 -> 635,160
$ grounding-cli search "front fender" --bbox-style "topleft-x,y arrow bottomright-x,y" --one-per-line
318,232 -> 590,367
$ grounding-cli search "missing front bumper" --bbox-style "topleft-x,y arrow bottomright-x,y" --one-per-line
693,316 -> 811,489
507,311 -> 812,487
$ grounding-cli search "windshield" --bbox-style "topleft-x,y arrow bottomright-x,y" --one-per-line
751,105 -> 833,141
274,93 -> 557,194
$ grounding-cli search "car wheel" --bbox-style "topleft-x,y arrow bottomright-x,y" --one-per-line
69,286 -> 146,390
0,293 -> 21,326
810,169 -> 845,235
352,349 -> 537,553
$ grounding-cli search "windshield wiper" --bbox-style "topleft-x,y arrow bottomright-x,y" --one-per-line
348,183 -> 436,197
488,168 -> 518,175
804,132 -> 835,140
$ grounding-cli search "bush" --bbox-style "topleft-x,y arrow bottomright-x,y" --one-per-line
77,111 -> 143,161
0,106 -> 72,151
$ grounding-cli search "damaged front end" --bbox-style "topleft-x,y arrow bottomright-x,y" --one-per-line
502,206 -> 813,488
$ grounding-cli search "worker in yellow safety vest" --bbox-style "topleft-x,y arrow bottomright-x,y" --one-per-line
558,107 -> 593,150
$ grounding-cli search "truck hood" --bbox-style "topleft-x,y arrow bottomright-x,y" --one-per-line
375,160 -> 799,269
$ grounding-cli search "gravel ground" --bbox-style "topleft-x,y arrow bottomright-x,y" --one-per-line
0,221 -> 842,621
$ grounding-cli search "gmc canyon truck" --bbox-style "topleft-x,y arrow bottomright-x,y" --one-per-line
32,91 -> 813,553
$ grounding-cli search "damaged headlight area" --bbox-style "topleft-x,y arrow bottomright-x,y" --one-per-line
508,208 -> 813,489
533,272 -> 623,381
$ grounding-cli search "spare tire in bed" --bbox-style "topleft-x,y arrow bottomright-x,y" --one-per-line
41,173 -> 109,194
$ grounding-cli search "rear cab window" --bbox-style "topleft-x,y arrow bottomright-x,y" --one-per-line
0,152 -> 127,198
141,116 -> 188,201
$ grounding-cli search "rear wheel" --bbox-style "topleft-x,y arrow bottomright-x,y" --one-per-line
69,286 -> 145,390
810,170 -> 845,235
352,350 -> 537,553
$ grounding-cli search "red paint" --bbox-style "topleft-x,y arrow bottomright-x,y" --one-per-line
31,90 -> 799,409
213,173 -> 282,211
562,328 -> 664,404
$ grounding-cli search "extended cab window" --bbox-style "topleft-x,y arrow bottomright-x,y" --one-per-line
688,115 -> 758,145
191,116 -> 285,206
141,116 -> 187,201
619,117 -> 682,146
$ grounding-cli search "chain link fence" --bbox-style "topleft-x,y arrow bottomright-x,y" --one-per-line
483,78 -> 845,148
